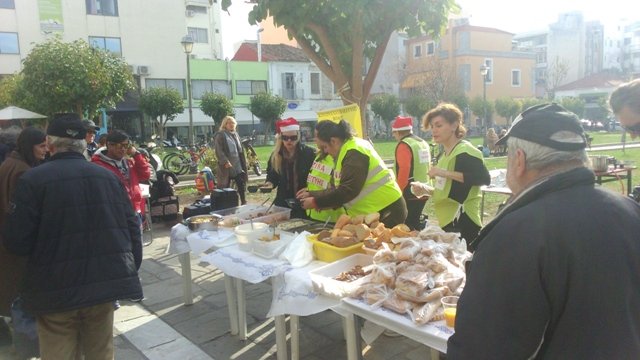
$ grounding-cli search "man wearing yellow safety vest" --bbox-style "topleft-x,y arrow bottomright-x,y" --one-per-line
305,131 -> 346,223
392,116 -> 431,230
297,120 -> 407,227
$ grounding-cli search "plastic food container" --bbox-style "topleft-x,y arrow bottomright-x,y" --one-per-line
234,222 -> 269,252
251,231 -> 294,259
307,234 -> 364,263
309,253 -> 373,299
213,205 -> 292,227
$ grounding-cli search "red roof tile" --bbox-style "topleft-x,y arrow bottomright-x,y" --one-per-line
232,43 -> 310,62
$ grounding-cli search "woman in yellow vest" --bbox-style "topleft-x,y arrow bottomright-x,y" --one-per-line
305,137 -> 346,223
297,120 -> 407,227
414,103 -> 490,249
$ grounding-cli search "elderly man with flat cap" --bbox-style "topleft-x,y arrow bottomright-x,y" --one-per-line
447,103 -> 640,359
3,113 -> 143,360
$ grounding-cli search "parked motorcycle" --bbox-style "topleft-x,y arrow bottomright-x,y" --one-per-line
241,131 -> 262,176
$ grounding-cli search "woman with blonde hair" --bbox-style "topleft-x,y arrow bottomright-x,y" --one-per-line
214,116 -> 248,204
263,118 -> 315,219
412,103 -> 490,249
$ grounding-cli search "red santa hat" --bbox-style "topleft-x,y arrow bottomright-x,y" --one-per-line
392,116 -> 413,132
275,117 -> 300,133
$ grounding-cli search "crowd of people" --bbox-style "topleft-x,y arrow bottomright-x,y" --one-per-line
0,78 -> 639,358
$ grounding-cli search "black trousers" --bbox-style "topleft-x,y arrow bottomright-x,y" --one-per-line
404,197 -> 427,230
233,175 -> 247,205
442,212 -> 480,252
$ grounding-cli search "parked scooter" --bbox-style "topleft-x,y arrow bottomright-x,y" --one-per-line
241,131 -> 262,176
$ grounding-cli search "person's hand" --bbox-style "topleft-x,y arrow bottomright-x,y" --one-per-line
296,188 -> 309,199
428,167 -> 444,179
299,196 -> 315,210
224,162 -> 232,169
127,145 -> 137,157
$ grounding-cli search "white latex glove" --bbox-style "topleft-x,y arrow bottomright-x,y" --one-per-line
410,181 -> 434,198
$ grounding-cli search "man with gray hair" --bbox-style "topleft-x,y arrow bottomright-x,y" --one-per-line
609,78 -> 640,138
447,103 -> 640,359
3,113 -> 142,359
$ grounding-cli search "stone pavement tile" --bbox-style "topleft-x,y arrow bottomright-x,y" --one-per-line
139,276 -> 199,307
405,345 -> 439,360
113,332 -> 148,360
114,303 -> 212,360
291,321 -> 347,359
302,311 -> 346,341
199,332 -> 276,360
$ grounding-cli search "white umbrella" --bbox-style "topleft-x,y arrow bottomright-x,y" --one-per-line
0,106 -> 47,121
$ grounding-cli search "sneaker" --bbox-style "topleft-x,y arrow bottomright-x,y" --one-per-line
128,297 -> 145,303
142,238 -> 153,247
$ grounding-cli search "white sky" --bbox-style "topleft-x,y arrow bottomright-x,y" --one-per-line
220,0 -> 635,59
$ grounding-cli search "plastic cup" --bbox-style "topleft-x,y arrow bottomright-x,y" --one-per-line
234,222 -> 268,252
441,295 -> 459,328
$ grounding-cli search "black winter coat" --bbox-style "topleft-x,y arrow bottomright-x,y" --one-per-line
3,151 -> 142,315
266,143 -> 316,219
448,167 -> 640,359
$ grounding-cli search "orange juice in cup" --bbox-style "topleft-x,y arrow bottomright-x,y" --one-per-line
441,296 -> 459,328
444,307 -> 457,327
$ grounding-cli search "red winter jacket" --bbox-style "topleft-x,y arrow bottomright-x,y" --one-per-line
91,150 -> 151,214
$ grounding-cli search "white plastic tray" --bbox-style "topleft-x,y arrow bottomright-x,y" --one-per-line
309,253 -> 373,299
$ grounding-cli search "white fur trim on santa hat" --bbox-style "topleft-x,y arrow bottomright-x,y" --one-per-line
280,124 -> 300,132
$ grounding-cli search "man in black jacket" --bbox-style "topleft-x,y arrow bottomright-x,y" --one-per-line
448,104 -> 640,359
3,114 -> 142,359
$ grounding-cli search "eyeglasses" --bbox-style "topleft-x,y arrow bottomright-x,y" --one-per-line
109,142 -> 131,149
281,135 -> 298,142
622,123 -> 640,134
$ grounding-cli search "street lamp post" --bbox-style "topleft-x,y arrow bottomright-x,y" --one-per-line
181,35 -> 195,146
257,28 -> 264,62
480,64 -> 490,130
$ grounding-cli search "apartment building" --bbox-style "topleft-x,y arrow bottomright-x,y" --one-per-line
0,0 -> 247,140
232,42 -> 342,139
403,19 -> 536,125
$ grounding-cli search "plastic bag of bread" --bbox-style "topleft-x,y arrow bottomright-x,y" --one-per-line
396,242 -> 421,261
361,283 -> 391,308
394,270 -> 433,302
419,239 -> 450,256
433,271 -> 465,293
419,225 -> 460,243
383,291 -> 415,315
372,248 -> 396,264
410,181 -> 434,198
370,262 -> 397,288
425,253 -> 451,273
411,300 -> 441,325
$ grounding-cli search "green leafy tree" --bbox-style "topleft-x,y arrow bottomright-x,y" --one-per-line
20,38 -> 135,118
404,95 -> 434,121
448,93 -> 469,114
200,92 -> 235,128
0,74 -> 24,109
370,93 -> 400,133
138,87 -> 184,147
249,92 -> 286,133
226,0 -> 457,134
494,97 -> 522,126
469,96 -> 494,128
560,97 -> 586,118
